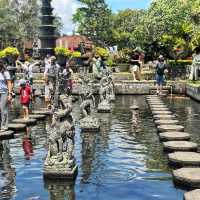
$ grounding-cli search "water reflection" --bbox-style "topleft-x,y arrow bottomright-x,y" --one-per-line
0,141 -> 16,199
22,128 -> 34,160
81,132 -> 96,183
44,180 -> 75,200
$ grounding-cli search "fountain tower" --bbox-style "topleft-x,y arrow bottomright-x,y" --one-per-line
39,0 -> 57,58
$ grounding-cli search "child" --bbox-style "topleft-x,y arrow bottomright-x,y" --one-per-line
19,80 -> 32,120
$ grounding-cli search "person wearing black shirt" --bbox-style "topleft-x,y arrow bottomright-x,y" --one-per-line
155,55 -> 168,95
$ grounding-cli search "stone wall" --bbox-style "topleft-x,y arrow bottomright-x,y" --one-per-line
15,73 -> 187,96
186,85 -> 200,101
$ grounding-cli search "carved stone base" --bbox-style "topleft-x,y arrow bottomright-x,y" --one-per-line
97,101 -> 111,113
44,153 -> 78,180
110,95 -> 116,102
80,116 -> 100,132
0,130 -> 14,140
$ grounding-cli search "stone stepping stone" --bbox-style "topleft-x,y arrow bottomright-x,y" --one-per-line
149,104 -> 168,108
147,99 -> 162,102
184,189 -> 200,200
12,118 -> 37,125
151,108 -> 170,112
32,110 -> 51,115
29,114 -> 46,120
155,119 -> 179,126
163,141 -> 198,152
157,124 -> 184,132
8,123 -> 26,131
130,105 -> 139,110
149,104 -> 166,107
152,111 -> 172,115
153,114 -> 175,120
0,130 -> 14,140
173,168 -> 200,189
169,152 -> 200,167
159,132 -> 190,141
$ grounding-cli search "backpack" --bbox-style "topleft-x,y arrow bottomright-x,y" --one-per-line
156,63 -> 166,76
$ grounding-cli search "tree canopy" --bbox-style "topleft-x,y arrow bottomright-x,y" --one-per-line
73,0 -> 200,59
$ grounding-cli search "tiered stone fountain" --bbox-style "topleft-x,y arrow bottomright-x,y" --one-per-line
39,0 -> 57,58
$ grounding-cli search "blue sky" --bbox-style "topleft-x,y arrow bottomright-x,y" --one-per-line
52,0 -> 151,34
106,0 -> 151,11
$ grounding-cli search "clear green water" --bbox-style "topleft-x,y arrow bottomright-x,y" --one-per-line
1,95 -> 198,200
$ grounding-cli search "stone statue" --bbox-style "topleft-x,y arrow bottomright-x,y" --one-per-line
97,72 -> 112,112
44,94 -> 78,179
108,74 -> 115,101
79,76 -> 100,131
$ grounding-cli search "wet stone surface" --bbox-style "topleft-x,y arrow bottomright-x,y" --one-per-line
169,152 -> 200,167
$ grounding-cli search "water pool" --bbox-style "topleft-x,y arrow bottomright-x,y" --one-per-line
1,95 -> 198,200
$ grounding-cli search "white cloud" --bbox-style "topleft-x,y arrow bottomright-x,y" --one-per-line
52,0 -> 82,34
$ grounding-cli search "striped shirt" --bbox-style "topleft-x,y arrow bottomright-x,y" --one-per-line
0,71 -> 11,93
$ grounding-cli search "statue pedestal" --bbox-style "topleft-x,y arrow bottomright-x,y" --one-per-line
110,94 -> 116,102
44,153 -> 78,180
98,100 -> 111,113
80,116 -> 100,132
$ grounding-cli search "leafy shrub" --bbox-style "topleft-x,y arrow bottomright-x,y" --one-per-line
0,47 -> 19,58
71,51 -> 81,58
55,47 -> 71,56
95,47 -> 109,58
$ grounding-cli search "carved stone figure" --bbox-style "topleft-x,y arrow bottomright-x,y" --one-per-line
108,74 -> 115,101
97,72 -> 112,112
79,76 -> 100,131
44,95 -> 78,180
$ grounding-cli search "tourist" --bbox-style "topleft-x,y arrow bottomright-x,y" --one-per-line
19,79 -> 32,120
189,46 -> 200,81
63,61 -> 74,94
44,56 -> 60,108
155,55 -> 168,95
130,50 -> 140,81
0,60 -> 12,131
92,54 -> 101,78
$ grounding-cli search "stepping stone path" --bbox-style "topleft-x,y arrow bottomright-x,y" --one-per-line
173,168 -> 200,189
8,123 -> 26,131
32,110 -> 51,115
152,111 -> 172,115
159,132 -> 190,141
184,189 -> 200,200
157,124 -> 184,132
29,114 -> 46,120
153,114 -> 175,120
12,118 -> 37,125
0,130 -> 14,140
155,119 -> 179,126
146,95 -> 200,197
169,152 -> 200,167
163,141 -> 198,152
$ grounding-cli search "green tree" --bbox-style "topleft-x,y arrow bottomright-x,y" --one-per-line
73,0 -> 113,46
111,9 -> 145,49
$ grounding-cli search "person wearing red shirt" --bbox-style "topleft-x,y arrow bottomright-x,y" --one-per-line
19,80 -> 32,120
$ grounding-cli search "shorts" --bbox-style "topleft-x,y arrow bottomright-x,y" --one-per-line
130,65 -> 138,72
22,103 -> 29,109
156,74 -> 164,85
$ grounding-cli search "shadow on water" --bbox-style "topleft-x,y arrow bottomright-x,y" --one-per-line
2,95 -> 199,199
